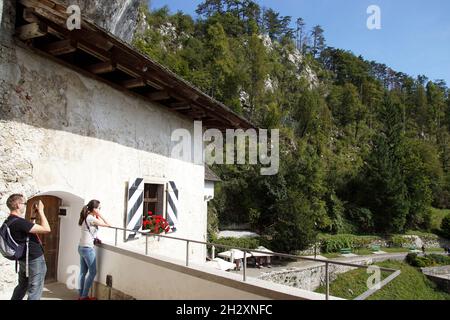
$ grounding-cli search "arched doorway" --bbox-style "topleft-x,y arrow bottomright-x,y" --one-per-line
26,195 -> 62,283
26,191 -> 85,285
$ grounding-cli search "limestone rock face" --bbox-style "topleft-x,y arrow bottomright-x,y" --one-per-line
59,0 -> 145,43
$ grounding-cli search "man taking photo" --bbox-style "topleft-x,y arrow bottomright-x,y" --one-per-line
5,194 -> 51,300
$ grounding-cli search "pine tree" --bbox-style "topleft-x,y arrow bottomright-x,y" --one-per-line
295,17 -> 306,52
311,25 -> 325,57
262,8 -> 292,41
196,0 -> 225,17
205,22 -> 235,100
361,95 -> 410,233
245,32 -> 269,118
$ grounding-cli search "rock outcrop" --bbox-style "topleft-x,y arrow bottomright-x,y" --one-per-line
59,0 -> 145,43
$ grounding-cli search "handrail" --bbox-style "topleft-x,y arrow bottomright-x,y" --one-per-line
105,226 -> 401,300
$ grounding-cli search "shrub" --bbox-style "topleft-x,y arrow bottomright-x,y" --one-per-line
441,215 -> 450,239
211,237 -> 260,254
318,234 -> 380,253
428,254 -> 450,265
406,253 -> 432,268
390,235 -> 409,247
406,253 -> 450,268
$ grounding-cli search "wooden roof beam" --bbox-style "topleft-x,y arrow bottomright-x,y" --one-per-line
42,39 -> 76,56
87,61 -> 116,74
77,41 -> 112,62
23,7 -> 39,23
16,22 -> 47,40
122,78 -> 146,89
145,79 -> 163,91
172,106 -> 192,111
170,101 -> 189,108
147,91 -> 170,101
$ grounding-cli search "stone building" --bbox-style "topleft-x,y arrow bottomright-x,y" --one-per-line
0,0 -> 253,295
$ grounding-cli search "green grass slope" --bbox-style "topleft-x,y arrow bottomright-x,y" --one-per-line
316,260 -> 450,300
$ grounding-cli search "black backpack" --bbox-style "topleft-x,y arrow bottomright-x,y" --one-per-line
0,217 -> 30,276
0,217 -> 24,260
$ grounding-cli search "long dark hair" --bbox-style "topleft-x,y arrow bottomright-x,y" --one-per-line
78,200 -> 100,226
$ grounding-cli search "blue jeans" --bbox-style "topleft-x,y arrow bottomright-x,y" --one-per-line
11,255 -> 47,300
78,246 -> 97,298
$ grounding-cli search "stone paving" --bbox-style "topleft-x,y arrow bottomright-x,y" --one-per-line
0,282 -> 78,300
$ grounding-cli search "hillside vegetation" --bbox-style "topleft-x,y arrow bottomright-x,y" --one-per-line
134,1 -> 450,253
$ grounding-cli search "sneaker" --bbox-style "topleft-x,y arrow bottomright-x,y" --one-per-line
78,296 -> 97,300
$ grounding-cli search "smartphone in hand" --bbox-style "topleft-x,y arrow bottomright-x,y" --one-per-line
30,203 -> 39,220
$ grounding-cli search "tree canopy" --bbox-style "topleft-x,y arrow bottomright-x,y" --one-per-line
134,0 -> 450,252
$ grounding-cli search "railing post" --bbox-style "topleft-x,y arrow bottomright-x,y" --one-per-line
145,235 -> 148,255
186,240 -> 190,267
114,228 -> 118,247
325,262 -> 330,300
243,251 -> 247,282
212,245 -> 215,259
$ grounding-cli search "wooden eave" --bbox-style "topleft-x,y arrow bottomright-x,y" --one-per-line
15,0 -> 255,131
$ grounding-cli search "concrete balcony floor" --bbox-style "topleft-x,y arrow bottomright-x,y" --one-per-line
0,282 -> 79,300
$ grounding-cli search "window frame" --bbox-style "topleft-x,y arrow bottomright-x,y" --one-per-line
141,178 -> 167,228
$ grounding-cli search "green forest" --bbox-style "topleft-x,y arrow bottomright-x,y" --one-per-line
134,0 -> 450,252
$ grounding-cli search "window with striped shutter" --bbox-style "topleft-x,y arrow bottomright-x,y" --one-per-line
166,181 -> 179,232
125,178 -> 144,241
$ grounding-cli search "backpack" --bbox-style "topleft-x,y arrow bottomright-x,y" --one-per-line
0,217 -> 23,260
0,217 -> 30,277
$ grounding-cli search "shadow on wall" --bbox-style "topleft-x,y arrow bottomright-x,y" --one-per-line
0,0 -> 195,164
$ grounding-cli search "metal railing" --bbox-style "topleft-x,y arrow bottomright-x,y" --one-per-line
105,226 -> 400,300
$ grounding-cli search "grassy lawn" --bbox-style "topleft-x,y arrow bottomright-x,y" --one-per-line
430,207 -> 450,231
315,260 -> 450,300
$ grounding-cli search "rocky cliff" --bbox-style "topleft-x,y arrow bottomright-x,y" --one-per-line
60,0 -> 145,43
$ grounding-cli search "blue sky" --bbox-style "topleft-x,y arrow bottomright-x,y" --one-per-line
149,0 -> 450,85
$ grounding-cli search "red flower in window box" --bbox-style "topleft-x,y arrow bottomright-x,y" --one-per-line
142,212 -> 172,234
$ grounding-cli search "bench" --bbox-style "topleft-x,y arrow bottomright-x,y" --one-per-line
340,248 -> 352,254
371,245 -> 381,252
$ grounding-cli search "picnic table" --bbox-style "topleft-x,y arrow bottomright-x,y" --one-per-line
340,248 -> 352,254
371,245 -> 381,252
248,246 -> 274,268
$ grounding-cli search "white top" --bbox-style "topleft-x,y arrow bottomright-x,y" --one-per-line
79,215 -> 98,248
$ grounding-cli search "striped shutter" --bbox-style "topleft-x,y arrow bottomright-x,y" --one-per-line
125,178 -> 144,241
166,181 -> 179,232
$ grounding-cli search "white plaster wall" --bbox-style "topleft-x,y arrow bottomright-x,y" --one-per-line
0,9 -> 208,289
204,181 -> 215,201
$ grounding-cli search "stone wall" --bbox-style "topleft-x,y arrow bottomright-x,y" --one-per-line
0,0 -> 208,295
296,243 -> 322,256
259,258 -> 373,292
422,266 -> 450,293
397,235 -> 449,249
0,24 -> 16,290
